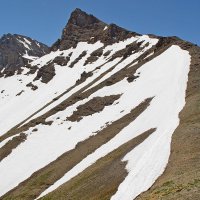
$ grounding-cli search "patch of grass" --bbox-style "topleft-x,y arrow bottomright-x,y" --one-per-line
153,179 -> 200,198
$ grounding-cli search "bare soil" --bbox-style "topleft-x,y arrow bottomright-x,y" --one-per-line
0,133 -> 26,162
39,129 -> 155,200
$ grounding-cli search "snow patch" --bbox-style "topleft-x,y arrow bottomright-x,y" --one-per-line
104,26 -> 108,31
37,46 -> 190,199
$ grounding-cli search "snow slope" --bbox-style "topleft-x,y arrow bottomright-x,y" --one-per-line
0,33 -> 191,200
0,35 -> 158,196
0,35 -> 155,135
37,45 -> 190,199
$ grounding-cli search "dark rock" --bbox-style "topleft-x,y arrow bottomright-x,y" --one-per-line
109,41 -> 144,61
127,75 -> 139,82
25,65 -> 38,75
51,9 -> 139,51
16,90 -> 24,96
103,50 -> 111,57
84,47 -> 104,65
3,68 -> 15,77
0,34 -> 49,76
53,56 -> 70,66
123,42 -> 143,58
34,63 -> 55,83
42,121 -> 53,126
68,51 -> 87,68
26,82 -> 38,90
76,71 -> 93,85
67,95 -> 121,122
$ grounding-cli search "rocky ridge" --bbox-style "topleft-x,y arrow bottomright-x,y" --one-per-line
51,8 -> 139,51
0,34 -> 49,77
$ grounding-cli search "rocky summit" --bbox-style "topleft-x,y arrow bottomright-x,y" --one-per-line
0,8 -> 199,200
51,8 -> 138,51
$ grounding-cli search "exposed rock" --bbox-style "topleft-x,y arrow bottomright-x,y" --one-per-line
26,82 -> 38,90
67,95 -> 121,122
84,47 -> 104,65
51,8 -> 139,51
16,90 -> 24,96
2,67 -> 15,77
110,41 -> 144,61
25,64 -> 38,75
0,34 -> 49,74
42,121 -> 53,126
76,71 -> 93,85
53,56 -> 70,66
127,74 -> 139,82
0,133 -> 27,162
68,50 -> 87,68
34,63 -> 55,83
103,50 -> 111,57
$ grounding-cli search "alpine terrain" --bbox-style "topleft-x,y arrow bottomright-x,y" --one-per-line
0,34 -> 49,76
0,8 -> 199,200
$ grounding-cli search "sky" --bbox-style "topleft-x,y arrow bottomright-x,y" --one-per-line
0,0 -> 199,46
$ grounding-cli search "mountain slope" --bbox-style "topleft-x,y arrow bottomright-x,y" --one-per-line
135,41 -> 200,200
0,34 -> 49,77
0,9 -> 199,200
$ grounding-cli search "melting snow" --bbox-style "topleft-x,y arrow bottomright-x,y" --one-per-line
37,46 -> 190,199
17,38 -> 31,50
104,26 -> 108,31
23,51 -> 38,61
0,34 -> 190,200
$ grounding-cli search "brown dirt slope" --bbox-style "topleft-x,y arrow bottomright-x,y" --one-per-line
39,129 -> 155,200
0,133 -> 26,162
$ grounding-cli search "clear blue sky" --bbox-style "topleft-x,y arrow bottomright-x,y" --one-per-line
0,0 -> 199,46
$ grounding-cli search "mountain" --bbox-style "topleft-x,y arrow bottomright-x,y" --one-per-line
0,33 -> 49,77
51,8 -> 138,51
0,8 -> 199,200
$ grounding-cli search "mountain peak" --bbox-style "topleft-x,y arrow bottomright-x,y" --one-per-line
51,9 -> 138,51
0,34 -> 49,74
67,8 -> 101,27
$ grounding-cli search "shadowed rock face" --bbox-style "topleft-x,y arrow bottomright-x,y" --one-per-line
67,8 -> 100,27
51,8 -> 139,51
0,34 -> 49,70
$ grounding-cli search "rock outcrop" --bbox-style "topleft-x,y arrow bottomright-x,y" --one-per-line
51,8 -> 139,51
0,34 -> 49,74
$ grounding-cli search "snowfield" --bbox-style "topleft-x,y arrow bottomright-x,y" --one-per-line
37,45 -> 190,199
0,34 -> 190,200
0,36 -> 154,135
